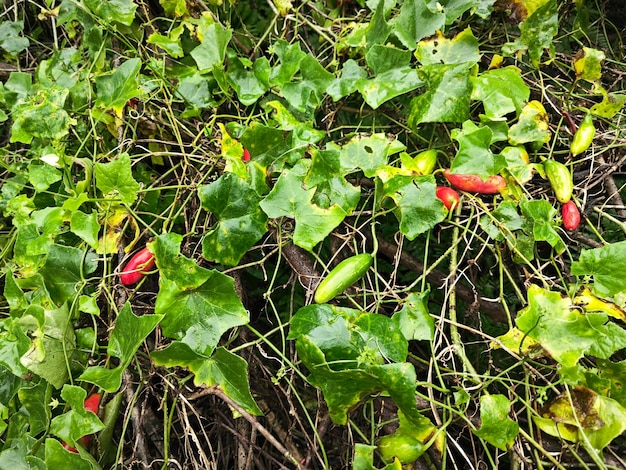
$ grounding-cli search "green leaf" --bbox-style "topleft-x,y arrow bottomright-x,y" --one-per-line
39,244 -> 98,306
95,153 -> 140,205
306,147 -> 342,187
475,0 -> 496,18
516,285 -> 604,367
2,71 -> 33,109
4,271 -> 27,312
380,175 -> 447,241
415,27 -> 480,66
44,439 -> 93,469
471,67 -> 530,118
508,100 -> 551,146
297,336 -> 420,426
280,54 -> 334,112
393,0 -> 446,50
36,48 -> 82,91
0,447 -> 29,470
392,291 -> 434,342
593,360 -> 626,407
18,380 -> 52,437
353,443 -> 402,470
327,60 -> 368,101
176,71 -> 217,109
11,87 -> 73,144
587,320 -> 626,360
266,101 -> 325,148
190,21 -> 232,73
450,121 -> 507,178
79,303 -> 162,392
289,304 -> 425,426
70,211 -> 99,249
472,394 -> 519,450
340,133 -> 401,178
269,40 -> 306,87
502,0 -> 558,66
408,63 -> 473,127
260,160 -> 348,251
20,303 -> 76,389
312,175 -> 361,214
50,385 -> 103,446
151,347 -> 261,416
84,0 -> 137,26
240,123 -> 297,170
519,200 -> 564,253
94,58 -> 143,115
366,44 -> 413,75
28,162 -> 62,193
150,233 -> 249,357
29,207 -> 65,255
289,305 -> 408,367
227,57 -> 270,106
571,241 -> 626,297
196,348 -> 261,414
342,1 -> 391,49
482,200 -> 526,242
78,295 -> 100,316
154,347 -> 261,415
146,31 -> 184,58
198,173 -> 268,266
5,195 -> 35,229
0,324 -> 30,377
0,21 -> 29,56
358,63 -> 423,109
440,0 -> 483,24
500,146 -> 534,185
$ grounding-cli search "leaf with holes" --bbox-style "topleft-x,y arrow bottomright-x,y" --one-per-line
415,27 -> 480,66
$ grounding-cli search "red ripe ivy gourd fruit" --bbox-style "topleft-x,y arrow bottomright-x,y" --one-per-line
443,169 -> 506,194
436,186 -> 460,211
120,247 -> 156,286
562,201 -> 581,231
242,148 -> 251,162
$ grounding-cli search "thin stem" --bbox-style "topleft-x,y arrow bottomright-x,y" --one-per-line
448,202 -> 480,381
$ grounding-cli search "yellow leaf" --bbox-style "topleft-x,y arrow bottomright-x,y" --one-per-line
97,206 -> 140,254
491,327 -> 542,355
574,286 -> 626,322
488,54 -> 504,69
573,47 -> 605,82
